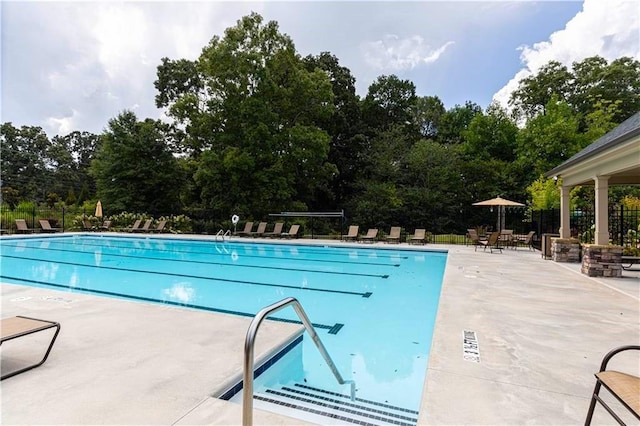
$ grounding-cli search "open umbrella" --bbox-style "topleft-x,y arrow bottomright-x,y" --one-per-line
473,196 -> 524,231
95,200 -> 103,218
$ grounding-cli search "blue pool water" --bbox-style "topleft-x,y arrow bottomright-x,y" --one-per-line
0,235 -> 446,415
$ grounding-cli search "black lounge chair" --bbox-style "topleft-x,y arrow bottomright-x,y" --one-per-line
1,316 -> 61,380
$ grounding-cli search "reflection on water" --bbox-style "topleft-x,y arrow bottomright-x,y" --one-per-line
162,282 -> 196,304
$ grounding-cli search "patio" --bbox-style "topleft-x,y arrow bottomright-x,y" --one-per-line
1,236 -> 638,425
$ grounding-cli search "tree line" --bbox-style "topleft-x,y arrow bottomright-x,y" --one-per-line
2,13 -> 639,233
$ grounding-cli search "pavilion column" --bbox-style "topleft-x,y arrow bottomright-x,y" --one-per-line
594,175 -> 610,245
559,185 -> 572,238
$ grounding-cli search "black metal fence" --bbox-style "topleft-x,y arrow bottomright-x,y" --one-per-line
531,206 -> 640,247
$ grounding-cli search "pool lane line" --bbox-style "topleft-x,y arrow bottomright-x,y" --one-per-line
1,254 -> 376,298
0,275 -> 343,333
56,237 -> 409,266
0,245 -> 392,279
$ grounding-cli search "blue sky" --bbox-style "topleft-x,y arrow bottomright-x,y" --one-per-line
1,1 -> 638,136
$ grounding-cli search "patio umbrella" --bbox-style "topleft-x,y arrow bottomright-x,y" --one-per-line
95,200 -> 103,218
473,196 -> 524,231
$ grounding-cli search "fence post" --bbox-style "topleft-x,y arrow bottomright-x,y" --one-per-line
62,207 -> 66,232
619,205 -> 624,247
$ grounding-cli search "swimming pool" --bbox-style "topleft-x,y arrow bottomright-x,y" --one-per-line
0,235 -> 446,424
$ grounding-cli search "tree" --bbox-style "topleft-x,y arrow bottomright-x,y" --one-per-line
509,60 -> 572,120
461,103 -> 518,162
0,123 -> 51,202
510,56 -> 640,125
90,111 -> 183,213
437,101 -> 483,144
303,52 -> 365,209
412,95 -> 446,139
155,13 -> 335,217
48,131 -> 100,203
361,75 -> 419,136
516,96 -> 586,178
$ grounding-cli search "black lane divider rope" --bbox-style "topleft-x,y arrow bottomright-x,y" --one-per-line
8,239 -> 403,268
0,275 -> 342,333
1,254 -> 376,297
0,244 -> 391,279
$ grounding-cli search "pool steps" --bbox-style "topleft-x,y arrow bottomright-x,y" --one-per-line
249,381 -> 418,425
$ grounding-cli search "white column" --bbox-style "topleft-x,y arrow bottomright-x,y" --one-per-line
559,185 -> 571,238
594,176 -> 610,245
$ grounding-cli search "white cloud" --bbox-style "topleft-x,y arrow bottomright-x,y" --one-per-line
493,0 -> 640,108
47,110 -> 81,136
362,35 -> 454,71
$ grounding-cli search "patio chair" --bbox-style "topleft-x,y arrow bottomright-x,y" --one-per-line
514,231 -> 535,250
38,220 -> 60,233
248,222 -> 267,237
344,225 -> 359,242
98,220 -> 112,232
281,224 -> 300,239
500,229 -> 515,248
410,229 -> 426,245
468,229 -> 485,250
1,316 -> 61,380
585,345 -> 640,425
134,219 -> 153,233
15,219 -> 34,234
360,228 -> 378,243
478,231 -> 503,253
264,222 -> 284,238
83,220 -> 95,232
149,220 -> 166,233
126,219 -> 142,232
236,221 -> 254,236
385,227 -> 401,244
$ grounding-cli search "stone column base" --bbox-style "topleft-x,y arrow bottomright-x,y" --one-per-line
581,245 -> 623,278
551,238 -> 580,262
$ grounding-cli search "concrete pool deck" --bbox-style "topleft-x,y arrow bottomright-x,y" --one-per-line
1,234 -> 639,425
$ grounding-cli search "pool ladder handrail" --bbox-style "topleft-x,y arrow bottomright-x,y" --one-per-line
215,229 -> 231,241
243,297 -> 355,426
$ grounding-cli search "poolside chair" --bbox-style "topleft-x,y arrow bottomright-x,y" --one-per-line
248,222 -> 267,237
152,220 -> 166,233
264,222 -> 283,238
385,227 -> 401,244
410,229 -> 426,245
1,315 -> 61,380
477,231 -> 503,253
236,221 -> 254,236
585,345 -> 640,425
98,220 -> 112,232
83,220 -> 95,232
500,229 -> 515,248
281,224 -> 300,239
360,228 -> 378,243
15,219 -> 34,234
514,231 -> 535,250
467,229 -> 485,250
126,219 -> 142,232
134,219 -> 153,233
38,220 -> 60,233
344,225 -> 359,242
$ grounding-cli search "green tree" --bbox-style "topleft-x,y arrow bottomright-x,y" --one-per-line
90,111 -> 183,213
437,101 -> 483,144
1,123 -> 51,202
516,97 -> 586,178
412,95 -> 446,139
461,103 -> 518,162
526,176 -> 560,210
155,13 -> 335,217
361,75 -> 419,136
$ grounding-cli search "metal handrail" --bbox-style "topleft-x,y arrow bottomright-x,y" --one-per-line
242,297 -> 355,426
215,229 -> 232,241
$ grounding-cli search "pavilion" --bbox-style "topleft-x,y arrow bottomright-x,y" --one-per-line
545,111 -> 640,245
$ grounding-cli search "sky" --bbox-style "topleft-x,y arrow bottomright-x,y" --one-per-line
1,0 -> 639,137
